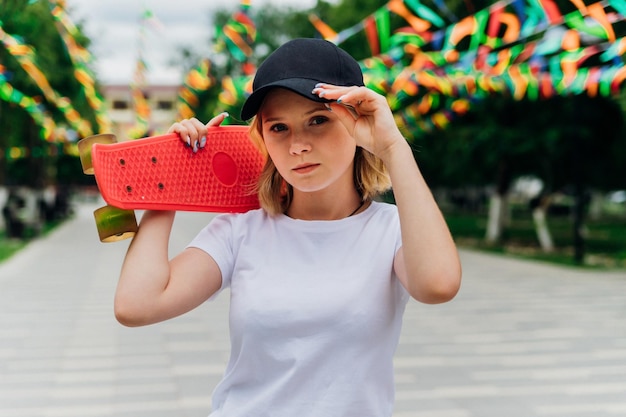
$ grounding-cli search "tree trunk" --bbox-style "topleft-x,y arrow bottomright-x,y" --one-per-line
532,196 -> 554,252
485,160 -> 512,244
571,133 -> 586,264
485,192 -> 508,244
587,191 -> 603,221
0,100 -> 6,185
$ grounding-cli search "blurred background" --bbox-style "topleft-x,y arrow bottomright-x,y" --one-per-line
1,0 -> 626,268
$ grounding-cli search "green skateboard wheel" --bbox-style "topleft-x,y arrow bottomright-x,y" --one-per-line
78,134 -> 117,175
94,205 -> 138,242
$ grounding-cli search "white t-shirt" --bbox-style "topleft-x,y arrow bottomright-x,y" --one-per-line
188,201 -> 410,417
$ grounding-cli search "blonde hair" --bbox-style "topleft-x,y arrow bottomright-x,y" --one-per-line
248,115 -> 392,216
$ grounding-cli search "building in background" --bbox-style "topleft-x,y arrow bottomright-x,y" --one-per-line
102,84 -> 179,139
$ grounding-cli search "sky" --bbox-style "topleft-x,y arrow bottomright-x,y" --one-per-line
67,0 -> 321,86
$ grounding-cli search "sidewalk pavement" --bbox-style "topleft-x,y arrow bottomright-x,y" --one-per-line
1,201 -> 625,417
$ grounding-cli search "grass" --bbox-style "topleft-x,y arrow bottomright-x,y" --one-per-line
0,237 -> 27,263
0,218 -> 67,264
445,208 -> 626,269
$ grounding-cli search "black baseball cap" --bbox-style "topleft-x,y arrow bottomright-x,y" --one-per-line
240,38 -> 364,120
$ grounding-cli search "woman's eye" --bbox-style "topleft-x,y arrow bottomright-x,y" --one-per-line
310,116 -> 328,126
270,123 -> 287,132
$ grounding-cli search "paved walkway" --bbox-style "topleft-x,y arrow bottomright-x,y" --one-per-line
1,201 -> 625,417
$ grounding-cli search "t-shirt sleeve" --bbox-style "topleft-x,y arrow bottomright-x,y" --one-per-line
388,205 -> 410,303
187,214 -> 236,296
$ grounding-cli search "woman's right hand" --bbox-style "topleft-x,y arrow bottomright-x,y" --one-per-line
168,112 -> 229,153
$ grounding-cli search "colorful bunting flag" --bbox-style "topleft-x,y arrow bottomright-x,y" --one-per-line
127,8 -> 160,139
0,66 -> 56,141
214,0 -> 257,69
176,58 -> 216,120
49,0 -> 111,133
334,0 -> 626,136
0,20 -> 92,137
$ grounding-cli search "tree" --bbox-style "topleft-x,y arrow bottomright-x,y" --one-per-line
0,1 -> 98,186
417,91 -> 625,259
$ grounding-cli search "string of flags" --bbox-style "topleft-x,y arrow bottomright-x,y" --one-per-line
3,0 -> 626,161
0,65 -> 56,141
175,58 -> 216,121
0,19 -> 93,138
49,0 -> 111,133
207,0 -> 626,136
311,0 -> 626,136
126,8 -> 159,139
214,0 -> 257,74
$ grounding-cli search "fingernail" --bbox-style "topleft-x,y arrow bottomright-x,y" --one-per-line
324,103 -> 332,112
222,112 -> 229,118
315,83 -> 324,88
200,136 -> 207,148
185,136 -> 191,147
193,142 -> 199,153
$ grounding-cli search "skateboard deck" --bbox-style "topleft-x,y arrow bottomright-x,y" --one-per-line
87,126 -> 265,213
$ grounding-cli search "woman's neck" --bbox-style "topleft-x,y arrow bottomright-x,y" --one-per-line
285,189 -> 365,221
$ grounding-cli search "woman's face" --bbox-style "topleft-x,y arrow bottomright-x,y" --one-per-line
259,88 -> 357,195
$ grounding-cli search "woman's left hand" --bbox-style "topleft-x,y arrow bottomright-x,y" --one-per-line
167,112 -> 229,153
312,84 -> 404,161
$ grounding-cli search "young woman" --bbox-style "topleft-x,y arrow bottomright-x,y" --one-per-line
115,38 -> 461,416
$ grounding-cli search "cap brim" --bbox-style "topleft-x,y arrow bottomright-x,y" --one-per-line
240,78 -> 330,121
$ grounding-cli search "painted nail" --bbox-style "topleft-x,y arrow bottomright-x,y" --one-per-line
315,83 -> 324,88
324,103 -> 333,111
185,135 -> 191,147
200,136 -> 207,148
193,142 -> 199,153
222,112 -> 229,118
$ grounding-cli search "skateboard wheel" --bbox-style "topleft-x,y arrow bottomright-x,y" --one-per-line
78,134 -> 117,174
94,205 -> 138,242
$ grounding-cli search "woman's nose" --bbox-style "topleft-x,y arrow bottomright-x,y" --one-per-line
289,135 -> 312,155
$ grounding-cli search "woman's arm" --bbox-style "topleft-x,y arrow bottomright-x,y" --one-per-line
114,115 -> 228,326
314,85 -> 461,303
383,138 -> 462,303
114,211 -> 222,326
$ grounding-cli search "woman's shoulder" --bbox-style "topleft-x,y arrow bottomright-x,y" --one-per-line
367,200 -> 398,216
213,207 -> 268,224
210,207 -> 275,232
199,208 -> 271,242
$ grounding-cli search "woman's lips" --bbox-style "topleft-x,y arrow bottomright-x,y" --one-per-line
293,163 -> 320,174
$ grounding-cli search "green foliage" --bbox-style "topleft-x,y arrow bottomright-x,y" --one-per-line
0,1 -> 98,186
0,233 -> 27,263
445,207 -> 626,269
1,2 -> 90,113
416,94 -> 626,193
